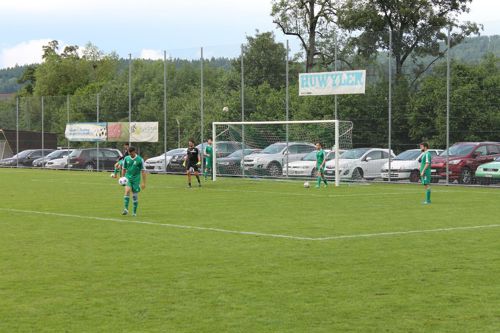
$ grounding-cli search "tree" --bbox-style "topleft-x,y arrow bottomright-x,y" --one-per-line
233,31 -> 287,89
271,0 -> 338,72
338,0 -> 481,79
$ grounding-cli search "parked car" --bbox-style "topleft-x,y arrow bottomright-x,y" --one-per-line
282,149 -> 345,177
166,149 -> 189,173
474,156 -> 500,185
144,148 -> 186,173
431,142 -> 500,184
324,148 -> 395,180
198,141 -> 250,158
67,148 -> 122,171
167,141 -> 250,174
243,142 -> 316,177
217,148 -> 261,175
0,149 -> 55,167
45,156 -> 70,169
380,149 -> 443,182
32,149 -> 73,167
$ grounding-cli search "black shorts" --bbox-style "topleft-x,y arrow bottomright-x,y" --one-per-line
186,164 -> 199,173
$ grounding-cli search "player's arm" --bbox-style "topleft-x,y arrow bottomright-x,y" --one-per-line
141,170 -> 147,189
121,159 -> 127,177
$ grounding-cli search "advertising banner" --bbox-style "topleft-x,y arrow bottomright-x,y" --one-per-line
130,122 -> 158,142
65,122 -> 107,142
299,70 -> 366,96
107,122 -> 130,142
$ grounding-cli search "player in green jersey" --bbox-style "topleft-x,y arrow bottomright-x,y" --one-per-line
121,146 -> 147,216
419,142 -> 432,204
204,138 -> 213,180
315,142 -> 328,188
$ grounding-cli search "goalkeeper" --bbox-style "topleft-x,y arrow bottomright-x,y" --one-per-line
184,139 -> 202,188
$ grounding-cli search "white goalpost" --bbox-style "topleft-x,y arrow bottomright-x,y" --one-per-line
212,120 -> 353,187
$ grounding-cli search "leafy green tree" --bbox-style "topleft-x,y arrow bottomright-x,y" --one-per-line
271,0 -> 338,72
233,31 -> 287,89
338,0 -> 481,79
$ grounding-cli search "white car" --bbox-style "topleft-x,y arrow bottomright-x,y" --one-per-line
45,156 -> 70,169
282,149 -> 345,177
243,142 -> 316,177
144,148 -> 186,173
324,148 -> 395,180
380,149 -> 443,182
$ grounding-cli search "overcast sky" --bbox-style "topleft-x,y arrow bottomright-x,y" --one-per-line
0,0 -> 499,69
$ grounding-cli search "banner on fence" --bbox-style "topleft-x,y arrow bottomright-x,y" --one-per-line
66,122 -> 158,142
299,70 -> 366,96
65,123 -> 107,142
130,122 -> 158,142
107,122 -> 130,142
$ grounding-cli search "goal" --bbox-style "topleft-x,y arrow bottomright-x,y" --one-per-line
211,120 -> 353,186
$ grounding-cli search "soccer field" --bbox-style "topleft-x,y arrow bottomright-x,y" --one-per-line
1,169 -> 499,332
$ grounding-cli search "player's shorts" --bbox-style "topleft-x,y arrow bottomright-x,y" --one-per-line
421,172 -> 431,185
186,164 -> 199,173
126,179 -> 141,193
205,159 -> 212,169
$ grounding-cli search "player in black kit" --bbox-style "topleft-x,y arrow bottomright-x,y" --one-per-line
184,139 -> 202,188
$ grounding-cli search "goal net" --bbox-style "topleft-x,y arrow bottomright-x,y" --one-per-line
211,120 -> 353,186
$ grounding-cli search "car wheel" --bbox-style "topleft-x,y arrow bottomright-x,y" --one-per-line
85,163 -> 95,171
352,168 -> 363,180
459,167 -> 472,184
267,162 -> 282,177
410,170 -> 420,183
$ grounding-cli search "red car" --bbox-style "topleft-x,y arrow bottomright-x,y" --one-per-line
431,142 -> 500,184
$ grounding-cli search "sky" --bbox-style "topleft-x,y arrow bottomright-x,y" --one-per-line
0,0 -> 499,69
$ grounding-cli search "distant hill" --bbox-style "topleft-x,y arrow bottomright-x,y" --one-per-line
1,35 -> 499,94
0,65 -> 27,93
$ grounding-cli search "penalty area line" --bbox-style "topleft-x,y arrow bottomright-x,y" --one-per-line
1,208 -> 500,242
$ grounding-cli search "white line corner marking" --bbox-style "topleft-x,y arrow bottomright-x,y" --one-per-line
2,208 -> 500,241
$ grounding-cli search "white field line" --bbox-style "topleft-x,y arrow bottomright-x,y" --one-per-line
2,208 -> 500,242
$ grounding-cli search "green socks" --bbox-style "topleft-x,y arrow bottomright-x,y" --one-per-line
316,176 -> 321,187
124,196 -> 130,209
133,193 -> 138,214
426,189 -> 431,203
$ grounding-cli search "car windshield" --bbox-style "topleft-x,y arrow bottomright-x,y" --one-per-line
11,150 -> 32,158
68,150 -> 82,157
46,150 -> 65,158
440,144 -> 475,157
261,143 -> 286,154
167,148 -> 185,156
302,151 -> 317,161
394,150 -> 421,160
340,148 -> 370,159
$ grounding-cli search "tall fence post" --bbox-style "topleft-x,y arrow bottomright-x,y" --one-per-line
128,53 -> 132,146
96,93 -> 100,172
388,31 -> 393,182
163,50 -> 168,173
200,47 -> 204,175
41,96 -> 45,166
446,27 -> 451,186
16,97 -> 19,168
67,95 -> 70,170
285,39 -> 290,178
241,44 -> 245,179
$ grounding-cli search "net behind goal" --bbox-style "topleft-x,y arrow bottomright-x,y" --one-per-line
211,120 -> 353,186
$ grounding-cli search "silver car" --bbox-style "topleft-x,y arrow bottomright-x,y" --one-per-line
243,142 -> 316,177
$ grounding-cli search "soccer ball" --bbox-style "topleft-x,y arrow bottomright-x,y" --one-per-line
304,181 -> 310,188
118,177 -> 128,186
222,106 -> 229,112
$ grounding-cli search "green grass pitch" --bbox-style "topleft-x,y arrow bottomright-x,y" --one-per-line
1,168 -> 499,332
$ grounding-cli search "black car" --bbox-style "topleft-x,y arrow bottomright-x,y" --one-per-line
0,149 -> 55,167
166,150 -> 188,173
217,149 -> 261,175
67,148 -> 122,171
32,149 -> 73,167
